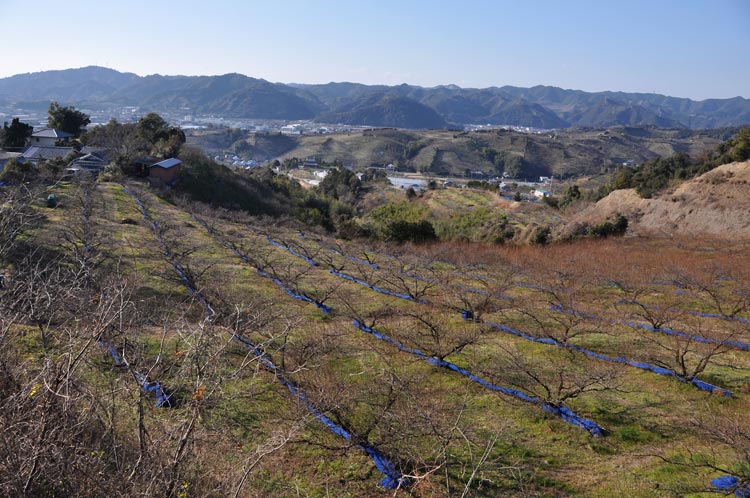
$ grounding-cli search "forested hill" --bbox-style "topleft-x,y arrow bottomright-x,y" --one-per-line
2,66 -> 750,129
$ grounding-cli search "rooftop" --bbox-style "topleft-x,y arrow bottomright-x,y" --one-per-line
31,128 -> 75,139
150,158 -> 182,169
21,146 -> 75,160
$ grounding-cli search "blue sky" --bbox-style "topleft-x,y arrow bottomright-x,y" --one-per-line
1,0 -> 748,99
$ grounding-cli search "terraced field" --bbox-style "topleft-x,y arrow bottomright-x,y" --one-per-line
3,179 -> 750,497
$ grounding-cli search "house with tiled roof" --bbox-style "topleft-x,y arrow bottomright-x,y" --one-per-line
66,153 -> 107,174
19,145 -> 102,166
20,145 -> 76,164
29,128 -> 74,147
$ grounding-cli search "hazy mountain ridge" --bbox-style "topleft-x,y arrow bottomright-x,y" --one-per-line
315,93 -> 449,129
1,66 -> 749,129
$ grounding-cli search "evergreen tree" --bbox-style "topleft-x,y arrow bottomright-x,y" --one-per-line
1,118 -> 33,149
47,102 -> 90,136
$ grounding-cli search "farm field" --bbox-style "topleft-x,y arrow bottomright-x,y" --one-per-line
2,179 -> 750,497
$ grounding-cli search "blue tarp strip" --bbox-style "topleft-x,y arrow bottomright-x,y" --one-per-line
266,236 -> 319,266
712,475 -> 750,497
189,214 -> 330,314
330,269 -> 426,303
123,187 -> 216,318
352,320 -> 603,436
477,317 -> 731,397
615,298 -> 750,324
98,340 -> 174,407
514,282 -> 550,291
330,249 -> 380,270
231,332 -> 406,488
401,271 -> 513,300
551,303 -> 750,352
124,190 -> 398,486
257,269 -> 332,314
653,280 -> 687,289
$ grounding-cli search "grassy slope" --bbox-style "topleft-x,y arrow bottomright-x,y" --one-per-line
189,127 -> 729,180
8,179 -> 750,497
359,184 -> 564,243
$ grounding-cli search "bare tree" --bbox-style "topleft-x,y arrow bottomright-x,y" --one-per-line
0,184 -> 41,258
491,345 -> 621,410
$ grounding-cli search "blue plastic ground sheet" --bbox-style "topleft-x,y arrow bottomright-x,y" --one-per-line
98,340 -> 174,407
550,303 -> 750,352
615,298 -> 750,324
265,236 -> 319,266
330,269 -> 426,303
712,475 -> 750,497
189,214 -> 330,314
230,331 -> 406,488
352,320 -> 604,435
477,316 -> 731,397
329,248 -> 380,270
123,188 -> 401,487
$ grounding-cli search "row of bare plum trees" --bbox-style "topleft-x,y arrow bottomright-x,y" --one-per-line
3,181 -> 750,496
192,205 -> 750,495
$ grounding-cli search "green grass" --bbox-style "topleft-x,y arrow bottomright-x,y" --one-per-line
8,178 -> 750,497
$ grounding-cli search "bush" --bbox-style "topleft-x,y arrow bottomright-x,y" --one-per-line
318,166 -> 361,203
434,208 -> 515,243
559,185 -> 582,209
384,219 -> 436,243
590,214 -> 628,237
368,202 -> 430,225
365,201 -> 433,242
360,168 -> 390,184
337,219 -> 366,240
530,225 -> 551,245
542,196 -> 559,209
0,158 -> 36,183
466,180 -> 497,192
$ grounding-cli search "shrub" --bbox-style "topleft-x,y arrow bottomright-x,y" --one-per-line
466,180 -> 497,192
434,208 -> 515,243
318,166 -> 361,203
337,219 -> 366,240
385,219 -> 436,243
531,225 -> 551,245
590,214 -> 628,237
0,158 -> 36,183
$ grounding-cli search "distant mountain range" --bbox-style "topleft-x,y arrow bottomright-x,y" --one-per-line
1,66 -> 749,130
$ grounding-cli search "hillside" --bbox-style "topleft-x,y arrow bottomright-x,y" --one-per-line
2,67 -> 750,129
193,125 -> 733,179
3,178 -> 750,496
0,66 -> 140,103
569,160 -> 750,237
315,93 -> 449,129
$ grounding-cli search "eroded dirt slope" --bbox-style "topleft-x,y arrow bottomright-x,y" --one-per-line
570,160 -> 750,237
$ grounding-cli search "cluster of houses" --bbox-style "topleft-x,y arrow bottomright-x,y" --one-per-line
0,127 -> 182,185
214,153 -> 257,169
